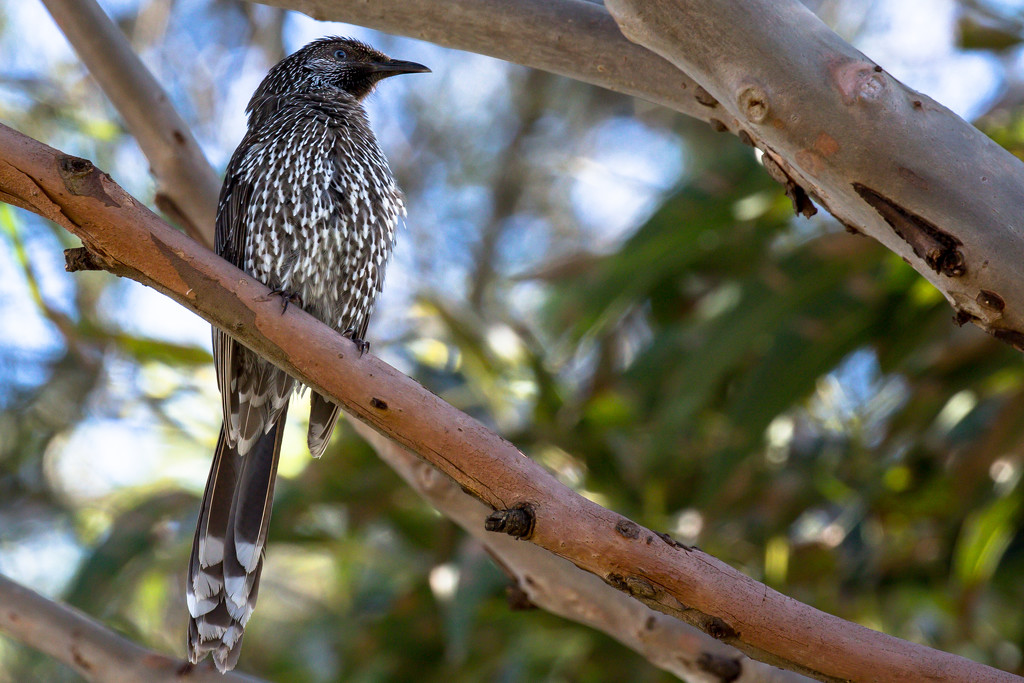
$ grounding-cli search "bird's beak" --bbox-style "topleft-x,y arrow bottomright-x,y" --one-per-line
369,59 -> 431,77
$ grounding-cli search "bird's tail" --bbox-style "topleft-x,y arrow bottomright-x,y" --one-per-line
186,402 -> 288,672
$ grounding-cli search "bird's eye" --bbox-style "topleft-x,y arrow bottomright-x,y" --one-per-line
333,49 -> 347,60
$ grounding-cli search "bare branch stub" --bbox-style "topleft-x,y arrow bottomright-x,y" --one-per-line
703,616 -> 739,642
505,584 -> 537,611
738,85 -> 769,124
485,502 -> 536,539
694,85 -> 719,107
990,327 -> 1024,352
656,531 -> 695,552
57,154 -> 119,207
708,118 -> 730,133
615,518 -> 642,539
761,153 -> 817,219
64,247 -> 104,272
977,290 -> 1005,313
696,651 -> 742,683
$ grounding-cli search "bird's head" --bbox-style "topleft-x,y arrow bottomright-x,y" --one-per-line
251,37 -> 430,106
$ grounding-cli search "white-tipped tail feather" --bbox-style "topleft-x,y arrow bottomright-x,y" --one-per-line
186,410 -> 286,672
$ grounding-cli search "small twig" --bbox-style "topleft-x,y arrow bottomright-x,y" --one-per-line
0,573 -> 265,683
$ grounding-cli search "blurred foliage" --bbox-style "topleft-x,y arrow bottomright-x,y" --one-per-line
2,0 -> 1024,681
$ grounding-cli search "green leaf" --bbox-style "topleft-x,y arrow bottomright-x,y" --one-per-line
953,490 -> 1021,587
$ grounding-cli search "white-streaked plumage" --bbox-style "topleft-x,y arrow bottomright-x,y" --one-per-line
186,36 -> 424,672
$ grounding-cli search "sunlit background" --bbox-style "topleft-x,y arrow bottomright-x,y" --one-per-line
2,0 -> 1024,680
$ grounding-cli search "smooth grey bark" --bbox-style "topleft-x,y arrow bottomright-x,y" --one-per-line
265,0 -> 1024,353
256,0 -> 709,118
605,0 -> 1024,347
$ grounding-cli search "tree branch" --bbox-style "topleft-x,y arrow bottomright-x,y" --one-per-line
0,573 -> 264,683
262,0 -> 1024,355
601,0 -> 1024,347
256,0 -> 711,121
0,125 -> 1015,683
348,420 -> 811,683
39,0 -> 219,245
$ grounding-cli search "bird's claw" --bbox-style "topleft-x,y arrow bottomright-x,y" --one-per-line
269,288 -> 303,314
343,329 -> 370,356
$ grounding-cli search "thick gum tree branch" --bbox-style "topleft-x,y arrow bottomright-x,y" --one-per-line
256,0 -> 709,119
602,0 -> 1024,348
261,0 -> 1024,354
39,0 -> 219,245
0,573 -> 264,682
0,124 -> 1016,683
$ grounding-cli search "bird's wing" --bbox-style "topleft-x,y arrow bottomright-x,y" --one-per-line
213,130 -> 260,439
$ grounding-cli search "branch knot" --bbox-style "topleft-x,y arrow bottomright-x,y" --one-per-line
738,85 -> 769,123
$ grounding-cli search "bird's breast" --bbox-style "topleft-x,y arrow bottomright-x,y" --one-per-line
242,123 -> 402,333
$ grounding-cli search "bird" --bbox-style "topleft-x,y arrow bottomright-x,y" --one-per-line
185,37 -> 429,672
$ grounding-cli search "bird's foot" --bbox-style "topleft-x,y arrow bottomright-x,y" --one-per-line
343,329 -> 370,356
268,288 -> 303,314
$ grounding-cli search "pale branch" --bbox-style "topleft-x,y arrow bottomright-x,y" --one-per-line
0,125 -> 1016,683
348,420 -> 812,683
261,0 -> 1024,355
255,0 -> 710,121
0,573 -> 264,683
602,0 -> 1024,351
39,0 -> 219,245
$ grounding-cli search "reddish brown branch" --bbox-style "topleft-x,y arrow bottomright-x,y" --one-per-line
349,421 -> 811,683
0,123 -> 1015,683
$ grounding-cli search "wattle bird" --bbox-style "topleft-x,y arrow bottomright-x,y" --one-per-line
186,36 -> 428,671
